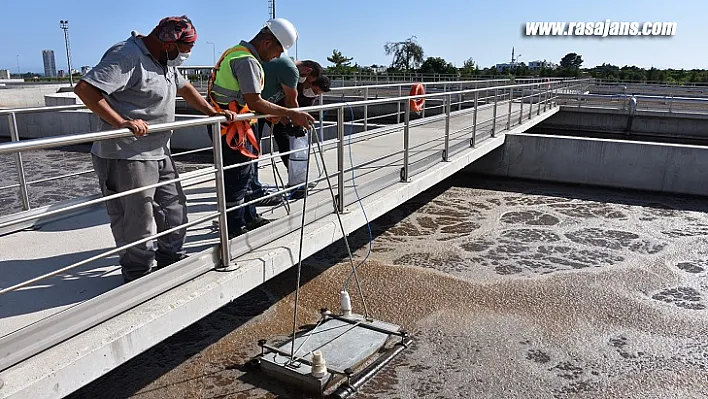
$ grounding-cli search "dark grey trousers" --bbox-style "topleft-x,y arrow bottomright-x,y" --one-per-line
92,155 -> 187,281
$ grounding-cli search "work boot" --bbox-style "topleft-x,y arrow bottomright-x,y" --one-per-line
245,216 -> 271,231
155,254 -> 188,270
228,226 -> 249,239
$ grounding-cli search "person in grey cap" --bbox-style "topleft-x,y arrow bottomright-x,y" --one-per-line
74,15 -> 237,283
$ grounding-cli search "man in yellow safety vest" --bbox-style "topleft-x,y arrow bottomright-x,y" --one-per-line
207,18 -> 314,238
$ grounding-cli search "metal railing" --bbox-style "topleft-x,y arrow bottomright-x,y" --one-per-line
557,92 -> 708,114
0,77 -> 570,215
0,78 -> 589,372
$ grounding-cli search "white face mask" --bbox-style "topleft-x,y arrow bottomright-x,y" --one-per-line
302,87 -> 317,98
167,52 -> 190,67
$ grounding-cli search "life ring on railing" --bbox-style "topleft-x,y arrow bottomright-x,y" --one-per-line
409,83 -> 425,112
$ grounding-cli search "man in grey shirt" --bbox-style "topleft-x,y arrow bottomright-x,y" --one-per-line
74,16 -> 237,283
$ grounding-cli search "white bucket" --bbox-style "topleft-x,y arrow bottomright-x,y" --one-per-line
288,133 -> 309,187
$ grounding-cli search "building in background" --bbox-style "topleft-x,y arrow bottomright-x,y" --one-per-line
80,65 -> 91,75
0,70 -> 11,79
527,60 -> 558,70
42,50 -> 57,77
58,70 -> 66,78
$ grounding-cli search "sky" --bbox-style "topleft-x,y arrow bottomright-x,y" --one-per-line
1,0 -> 705,74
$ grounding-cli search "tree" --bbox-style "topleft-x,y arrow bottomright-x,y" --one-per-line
384,36 -> 425,71
327,49 -> 353,69
460,58 -> 478,76
560,52 -> 583,69
419,57 -> 458,75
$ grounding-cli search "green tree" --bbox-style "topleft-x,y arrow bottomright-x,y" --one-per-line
419,57 -> 457,75
384,36 -> 425,71
560,52 -> 583,69
327,49 -> 353,69
460,58 -> 478,76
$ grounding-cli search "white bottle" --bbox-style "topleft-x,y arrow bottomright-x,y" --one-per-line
311,350 -> 327,378
340,290 -> 352,317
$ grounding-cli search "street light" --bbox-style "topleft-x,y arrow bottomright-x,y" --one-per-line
205,41 -> 216,65
59,20 -> 74,87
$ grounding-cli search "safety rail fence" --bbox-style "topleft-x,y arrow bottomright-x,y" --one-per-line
556,92 -> 708,114
0,78 -> 591,373
0,77 -> 573,217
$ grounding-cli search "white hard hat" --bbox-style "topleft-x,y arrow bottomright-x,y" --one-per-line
265,18 -> 298,51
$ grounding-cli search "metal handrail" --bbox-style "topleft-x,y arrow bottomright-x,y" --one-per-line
0,79 -> 590,155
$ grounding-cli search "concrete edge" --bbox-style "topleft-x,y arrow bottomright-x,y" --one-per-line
0,108 -> 555,399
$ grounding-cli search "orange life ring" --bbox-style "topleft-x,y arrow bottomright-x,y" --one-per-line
409,83 -> 425,112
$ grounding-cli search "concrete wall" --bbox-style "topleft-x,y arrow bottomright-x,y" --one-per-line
0,84 -> 71,107
466,132 -> 708,196
534,106 -> 708,139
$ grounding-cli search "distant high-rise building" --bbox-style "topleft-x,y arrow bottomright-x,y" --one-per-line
58,70 -> 66,78
42,50 -> 57,77
0,69 -> 11,80
80,65 -> 91,75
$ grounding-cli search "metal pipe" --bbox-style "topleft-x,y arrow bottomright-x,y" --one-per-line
397,85 -> 402,124
472,90 -> 478,147
492,88 -> 498,137
402,100 -> 410,181
211,122 -> 231,268
259,343 -> 347,375
538,84 -> 543,115
8,113 -> 30,210
507,87 -> 513,130
458,82 -> 463,111
330,339 -> 413,399
444,95 -> 450,161
363,87 -> 368,132
337,107 -> 345,213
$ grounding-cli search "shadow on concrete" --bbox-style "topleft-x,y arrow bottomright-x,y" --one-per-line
0,249 -> 123,323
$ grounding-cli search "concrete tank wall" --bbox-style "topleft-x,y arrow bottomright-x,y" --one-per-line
465,133 -> 708,196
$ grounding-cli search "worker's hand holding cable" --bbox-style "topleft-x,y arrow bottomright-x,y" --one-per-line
287,110 -> 315,129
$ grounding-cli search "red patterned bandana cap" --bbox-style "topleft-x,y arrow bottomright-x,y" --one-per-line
156,16 -> 197,44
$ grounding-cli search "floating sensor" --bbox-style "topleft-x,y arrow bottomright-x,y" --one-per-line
252,308 -> 411,398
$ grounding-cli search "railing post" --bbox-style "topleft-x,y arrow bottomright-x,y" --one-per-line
507,86 -> 513,130
519,86 -> 524,125
443,95 -> 450,161
401,100 -> 411,182
211,121 -> 231,268
318,94 -> 324,139
492,88 -> 498,137
472,90 -> 478,147
421,84 -> 426,118
397,85 -> 402,124
8,113 -> 30,211
337,106 -> 345,213
538,84 -> 542,115
363,87 -> 369,132
458,82 -> 463,111
543,83 -> 548,112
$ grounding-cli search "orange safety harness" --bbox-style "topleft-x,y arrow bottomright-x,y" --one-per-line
206,46 -> 261,159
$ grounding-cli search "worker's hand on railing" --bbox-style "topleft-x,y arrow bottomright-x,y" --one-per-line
288,110 -> 316,129
211,110 -> 238,122
120,119 -> 149,137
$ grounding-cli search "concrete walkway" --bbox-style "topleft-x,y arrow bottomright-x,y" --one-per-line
0,99 -> 558,398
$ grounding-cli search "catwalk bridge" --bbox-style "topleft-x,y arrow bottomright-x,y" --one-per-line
0,77 -> 589,398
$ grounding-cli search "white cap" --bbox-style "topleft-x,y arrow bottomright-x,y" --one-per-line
265,18 -> 298,53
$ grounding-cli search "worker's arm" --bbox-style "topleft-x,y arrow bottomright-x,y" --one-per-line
243,93 -> 313,127
234,58 -> 313,127
74,79 -> 149,136
281,84 -> 299,109
76,50 -> 152,135
177,82 -> 236,121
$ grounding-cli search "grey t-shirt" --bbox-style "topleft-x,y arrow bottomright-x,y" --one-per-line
82,31 -> 188,160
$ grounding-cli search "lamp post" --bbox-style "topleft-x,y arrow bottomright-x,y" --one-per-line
205,41 -> 216,65
59,20 -> 74,86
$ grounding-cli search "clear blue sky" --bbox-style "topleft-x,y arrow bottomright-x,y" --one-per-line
1,0 -> 703,74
